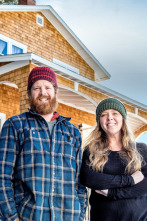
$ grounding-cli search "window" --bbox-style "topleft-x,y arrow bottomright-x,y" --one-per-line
0,39 -> 7,55
12,45 -> 23,54
0,34 -> 27,55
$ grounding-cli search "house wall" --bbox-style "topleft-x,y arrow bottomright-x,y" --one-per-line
0,84 -> 20,119
0,65 -> 30,112
57,103 -> 96,128
0,11 -> 94,80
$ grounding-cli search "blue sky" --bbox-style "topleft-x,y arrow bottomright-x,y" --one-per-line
137,132 -> 147,144
36,0 -> 147,144
36,0 -> 147,105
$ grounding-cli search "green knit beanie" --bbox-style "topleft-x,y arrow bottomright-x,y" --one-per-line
96,98 -> 127,121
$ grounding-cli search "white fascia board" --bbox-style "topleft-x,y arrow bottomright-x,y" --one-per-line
0,60 -> 29,75
0,53 -> 146,111
0,53 -> 32,62
0,5 -> 50,11
31,54 -> 108,83
0,5 -> 110,81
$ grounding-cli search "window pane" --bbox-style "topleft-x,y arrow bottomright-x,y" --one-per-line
0,40 -> 7,55
12,45 -> 23,54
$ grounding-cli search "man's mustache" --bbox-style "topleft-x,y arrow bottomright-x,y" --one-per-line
37,95 -> 51,100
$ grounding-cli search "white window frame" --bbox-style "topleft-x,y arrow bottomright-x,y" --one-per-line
0,113 -> 6,130
0,33 -> 27,55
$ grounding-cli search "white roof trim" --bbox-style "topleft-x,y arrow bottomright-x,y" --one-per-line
0,81 -> 18,88
0,53 -> 146,111
128,112 -> 147,124
0,60 -> 29,75
58,86 -> 96,114
59,85 -> 97,105
0,5 -> 110,81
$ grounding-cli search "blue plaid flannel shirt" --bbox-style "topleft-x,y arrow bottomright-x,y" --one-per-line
0,110 -> 88,221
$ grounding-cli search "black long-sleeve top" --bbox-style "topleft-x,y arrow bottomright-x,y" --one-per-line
80,143 -> 147,221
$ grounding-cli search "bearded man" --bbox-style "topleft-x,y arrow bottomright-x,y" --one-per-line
0,67 -> 88,221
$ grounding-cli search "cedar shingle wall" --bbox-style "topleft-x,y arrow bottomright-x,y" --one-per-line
0,84 -> 20,119
0,65 -> 30,113
0,11 -> 94,80
57,103 -> 96,128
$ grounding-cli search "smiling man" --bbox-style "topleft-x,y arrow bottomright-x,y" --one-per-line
0,67 -> 88,221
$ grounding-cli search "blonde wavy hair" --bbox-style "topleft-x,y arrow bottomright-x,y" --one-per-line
83,119 -> 143,174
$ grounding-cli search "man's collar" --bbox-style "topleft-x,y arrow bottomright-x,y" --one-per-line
51,112 -> 60,121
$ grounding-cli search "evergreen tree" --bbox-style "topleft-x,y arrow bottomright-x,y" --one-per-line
0,0 -> 18,4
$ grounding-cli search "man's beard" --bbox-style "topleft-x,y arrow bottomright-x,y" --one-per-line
29,94 -> 58,115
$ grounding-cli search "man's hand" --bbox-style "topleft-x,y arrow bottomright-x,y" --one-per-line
95,189 -> 108,197
131,170 -> 144,184
15,218 -> 20,221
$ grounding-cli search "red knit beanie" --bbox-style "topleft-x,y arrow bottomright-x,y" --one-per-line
27,66 -> 58,90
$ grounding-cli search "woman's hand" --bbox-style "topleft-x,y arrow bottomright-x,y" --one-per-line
95,189 -> 108,197
15,218 -> 20,221
131,170 -> 144,184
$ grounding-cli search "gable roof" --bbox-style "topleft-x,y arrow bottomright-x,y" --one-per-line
0,5 -> 110,82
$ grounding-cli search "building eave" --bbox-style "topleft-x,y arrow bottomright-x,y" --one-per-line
0,53 -> 146,112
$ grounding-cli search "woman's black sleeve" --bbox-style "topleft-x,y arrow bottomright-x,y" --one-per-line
108,143 -> 147,199
80,148 -> 134,190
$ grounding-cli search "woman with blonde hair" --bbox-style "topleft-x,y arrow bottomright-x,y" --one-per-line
80,98 -> 147,221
